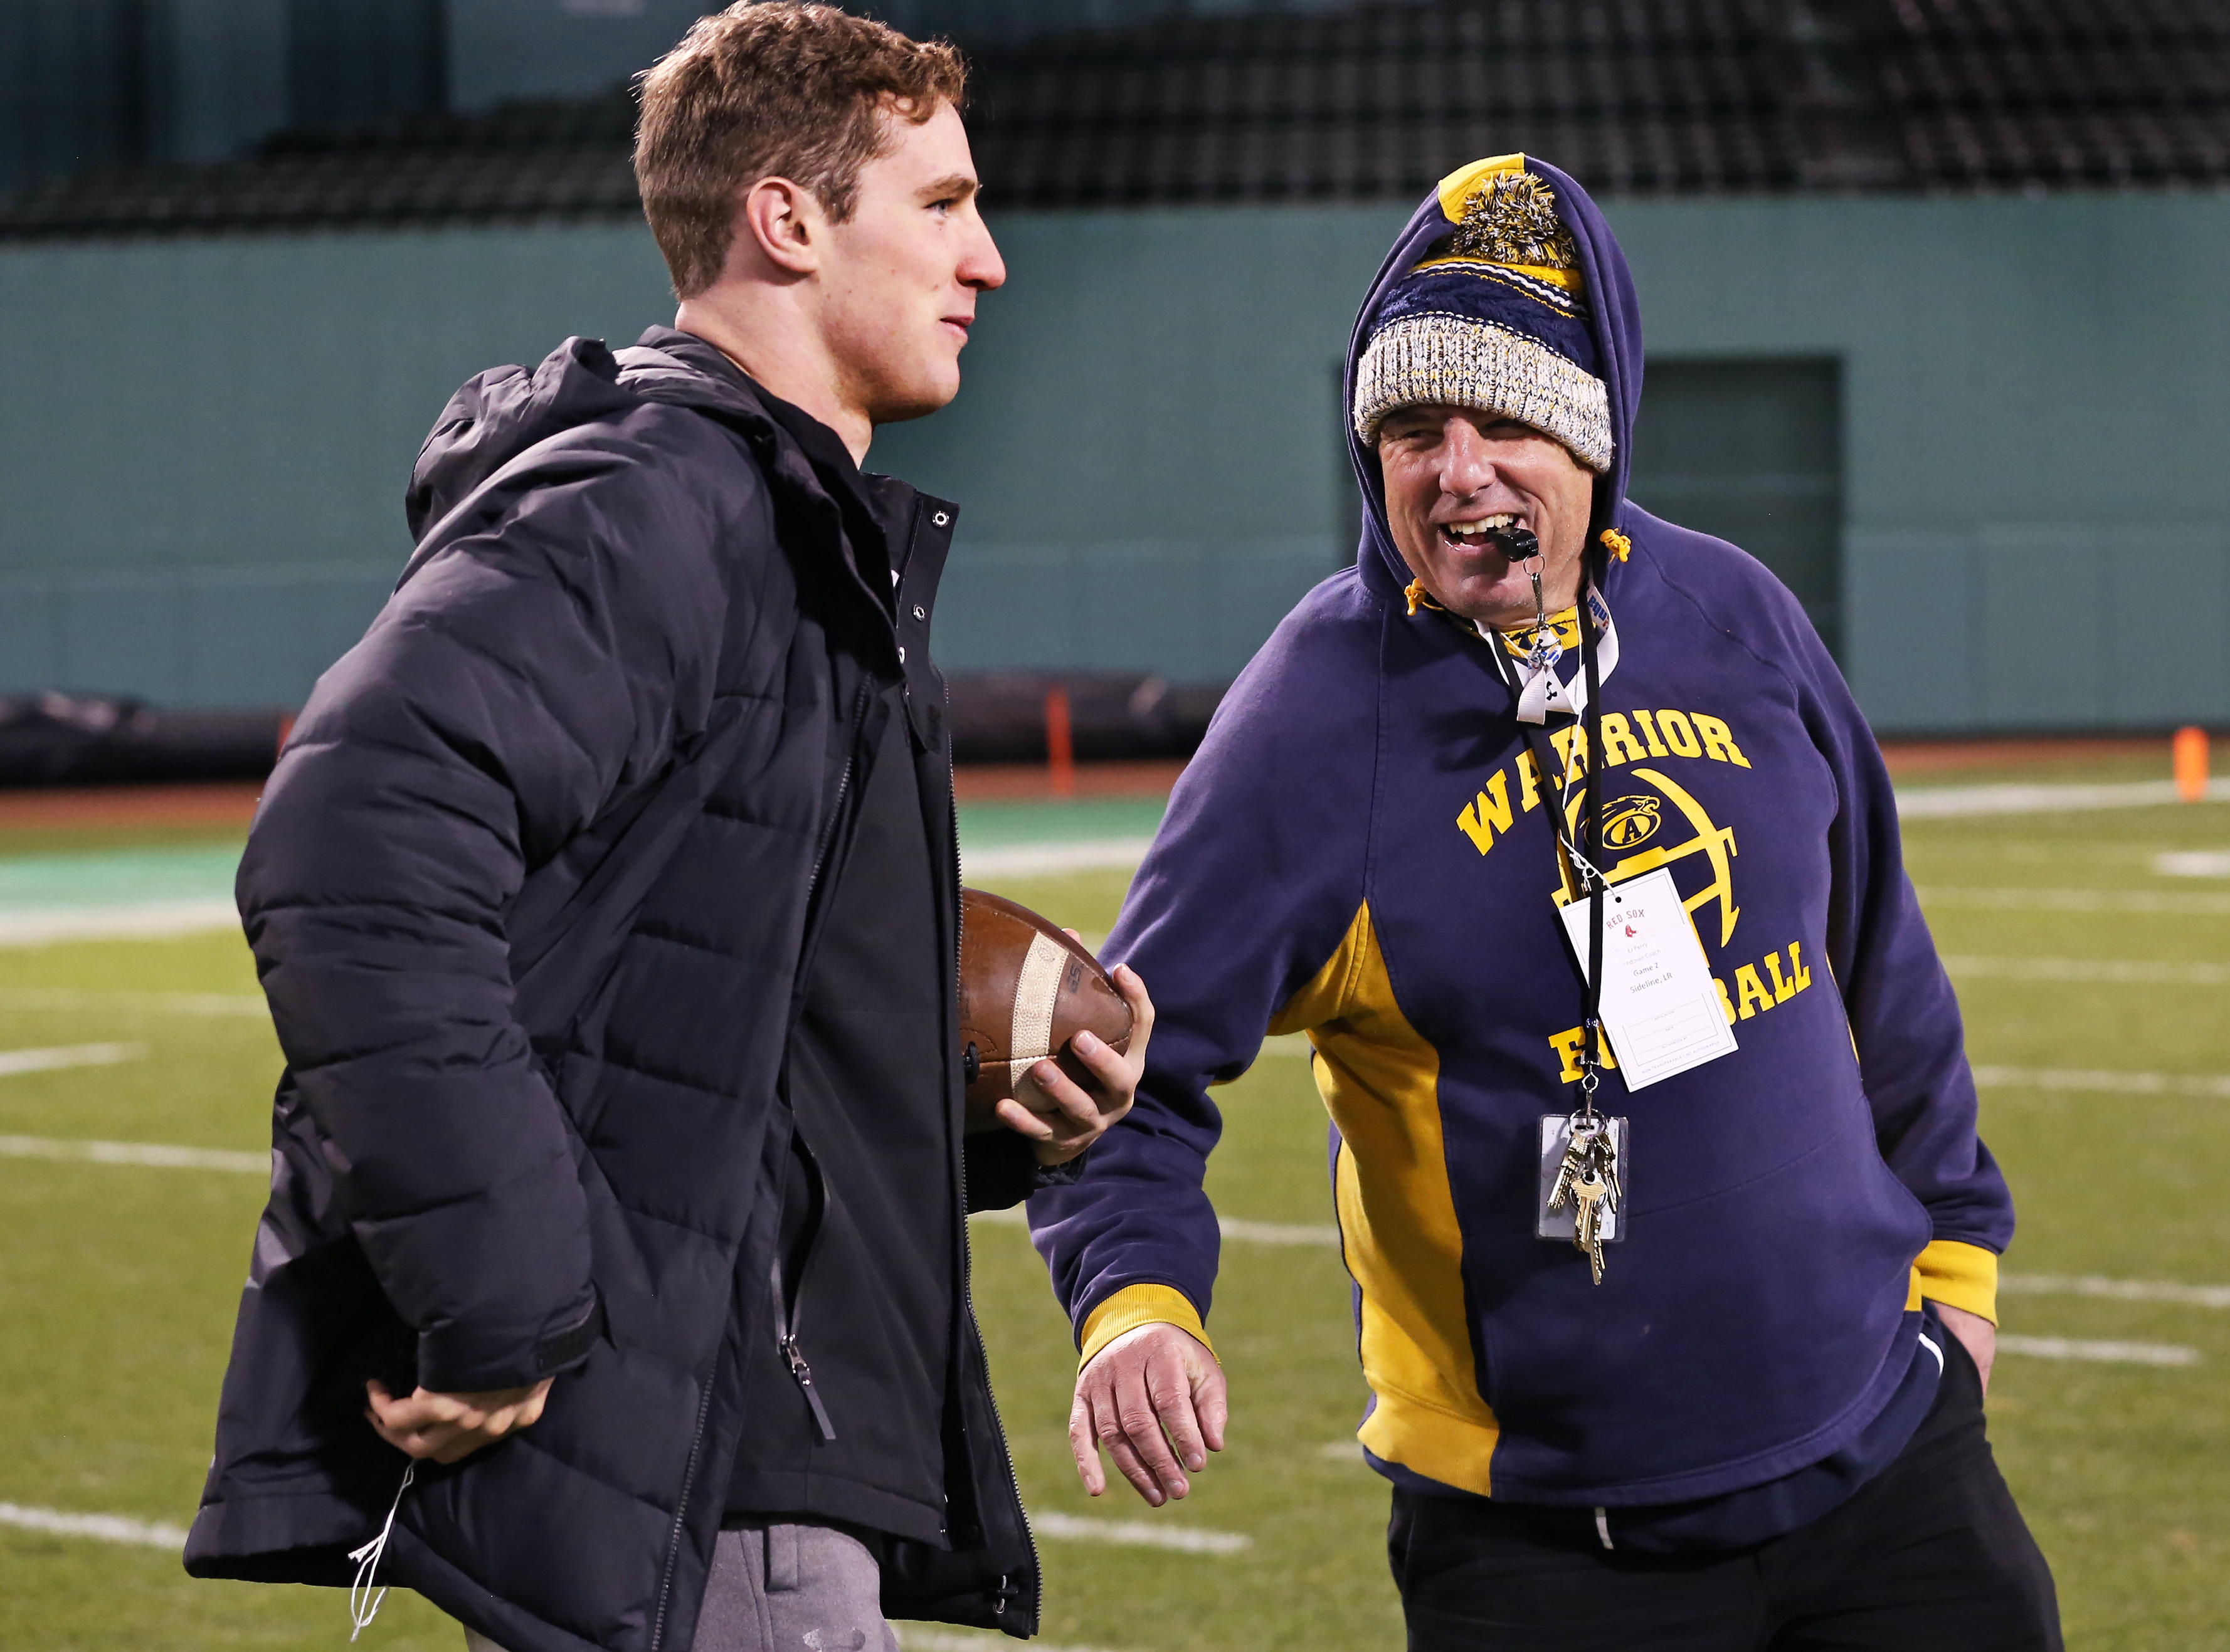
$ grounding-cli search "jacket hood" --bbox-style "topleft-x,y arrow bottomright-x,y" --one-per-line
1341,155 -> 1644,599
403,328 -> 774,549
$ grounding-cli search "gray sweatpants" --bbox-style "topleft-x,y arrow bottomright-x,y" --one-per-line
463,1522 -> 901,1652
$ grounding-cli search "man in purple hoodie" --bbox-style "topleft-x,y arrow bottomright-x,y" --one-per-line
1029,155 -> 2061,1649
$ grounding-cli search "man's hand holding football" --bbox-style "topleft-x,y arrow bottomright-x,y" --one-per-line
996,959 -> 1153,1165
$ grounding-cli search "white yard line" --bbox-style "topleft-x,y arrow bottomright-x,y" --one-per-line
899,1630 -> 1124,1652
0,1134 -> 265,1174
1897,779 -> 2230,816
0,1042 -> 144,1077
0,899 -> 240,947
1220,1218 -> 1341,1246
1030,1510 -> 1251,1555
2002,1274 -> 2230,1310
0,1501 -> 188,1549
1917,885 -> 2230,916
2155,851 -> 2230,878
1943,955 -> 2230,987
961,839 -> 1156,878
971,1206 -> 1337,1248
1996,1334 -> 2199,1367
1972,1066 -> 2230,1100
0,988 -> 265,1017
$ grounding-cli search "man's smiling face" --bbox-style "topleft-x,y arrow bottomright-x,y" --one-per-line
1376,404 -> 1597,628
818,100 -> 1005,426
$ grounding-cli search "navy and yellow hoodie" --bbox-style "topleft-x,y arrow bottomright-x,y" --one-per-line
1028,157 -> 2011,1513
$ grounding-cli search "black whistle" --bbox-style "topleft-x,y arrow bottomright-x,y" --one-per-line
1493,527 -> 1541,561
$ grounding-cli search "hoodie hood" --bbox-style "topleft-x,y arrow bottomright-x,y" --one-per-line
402,328 -> 779,560
1342,155 -> 1644,599
404,337 -> 637,547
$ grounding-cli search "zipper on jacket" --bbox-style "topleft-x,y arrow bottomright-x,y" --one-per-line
955,1137 -> 1040,1628
647,401 -> 910,1652
771,1135 -> 838,1442
948,752 -> 1042,1630
771,1252 -> 838,1443
650,680 -> 864,1652
803,673 -> 875,918
647,1359 -> 719,1652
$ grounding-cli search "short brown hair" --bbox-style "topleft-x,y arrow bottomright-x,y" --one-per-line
635,3 -> 966,298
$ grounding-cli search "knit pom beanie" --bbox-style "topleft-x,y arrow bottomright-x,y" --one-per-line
1353,161 -> 1613,474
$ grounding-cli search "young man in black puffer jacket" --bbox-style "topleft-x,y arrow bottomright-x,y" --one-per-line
184,9 -> 1153,1651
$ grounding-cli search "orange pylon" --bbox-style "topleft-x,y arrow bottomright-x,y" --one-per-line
1045,685 -> 1075,799
2173,725 -> 2209,802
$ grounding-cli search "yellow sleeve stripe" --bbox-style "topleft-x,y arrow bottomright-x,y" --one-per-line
1915,1238 -> 2000,1324
1077,1283 -> 1215,1371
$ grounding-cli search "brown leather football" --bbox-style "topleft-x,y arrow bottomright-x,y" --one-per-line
959,888 -> 1133,1112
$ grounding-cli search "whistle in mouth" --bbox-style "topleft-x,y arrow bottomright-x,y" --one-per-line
1496,527 -> 1541,561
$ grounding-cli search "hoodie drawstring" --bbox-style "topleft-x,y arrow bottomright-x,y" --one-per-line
347,1461 -> 416,1641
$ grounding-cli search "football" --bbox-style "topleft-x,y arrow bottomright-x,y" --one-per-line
959,887 -> 1133,1112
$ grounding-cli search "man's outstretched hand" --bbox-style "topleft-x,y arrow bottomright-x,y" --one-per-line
366,1377 -> 554,1464
1070,1322 -> 1226,1507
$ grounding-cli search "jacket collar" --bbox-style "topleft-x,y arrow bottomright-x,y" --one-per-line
618,328 -> 961,695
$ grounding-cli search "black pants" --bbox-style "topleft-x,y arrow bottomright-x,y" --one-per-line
1389,1332 -> 2061,1651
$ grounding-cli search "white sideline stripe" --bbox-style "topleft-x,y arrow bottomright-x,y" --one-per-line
19,1134 -> 1338,1244
0,1502 -> 188,1549
1997,1334 -> 2199,1367
980,1214 -> 2230,1303
1943,955 -> 2230,987
970,1205 -> 1337,1248
1030,1510 -> 1251,1555
2002,1273 -> 2230,1310
899,1631 -> 1123,1652
1896,779 -> 2230,816
1219,1218 -> 1341,1246
961,838 -> 1155,878
0,898 -> 239,946
0,988 -> 265,1017
0,1134 -> 265,1174
1918,885 -> 2230,916
0,1041 -> 144,1076
1972,1066 -> 2230,1100
2156,851 -> 2230,878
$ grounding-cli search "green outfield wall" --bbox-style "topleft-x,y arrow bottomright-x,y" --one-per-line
1,190 -> 2224,732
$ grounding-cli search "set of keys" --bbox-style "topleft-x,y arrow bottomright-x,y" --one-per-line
1546,1113 -> 1624,1285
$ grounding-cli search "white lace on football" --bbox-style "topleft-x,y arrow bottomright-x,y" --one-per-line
1008,932 -> 1068,1068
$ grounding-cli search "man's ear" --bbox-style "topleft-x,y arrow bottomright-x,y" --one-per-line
736,176 -> 822,278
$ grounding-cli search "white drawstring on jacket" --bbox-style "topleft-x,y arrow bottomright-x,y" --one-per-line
347,1461 -> 417,1641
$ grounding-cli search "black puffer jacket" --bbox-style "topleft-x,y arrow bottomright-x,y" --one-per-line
184,329 -> 1040,1651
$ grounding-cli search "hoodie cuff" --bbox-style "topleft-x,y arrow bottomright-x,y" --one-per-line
416,1291 -> 603,1394
1915,1239 -> 1999,1325
1078,1283 -> 1215,1370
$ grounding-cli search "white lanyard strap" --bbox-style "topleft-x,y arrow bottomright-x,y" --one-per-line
1481,579 -> 1619,725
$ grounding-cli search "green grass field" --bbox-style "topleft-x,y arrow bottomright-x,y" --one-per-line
2,786 -> 2227,1650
